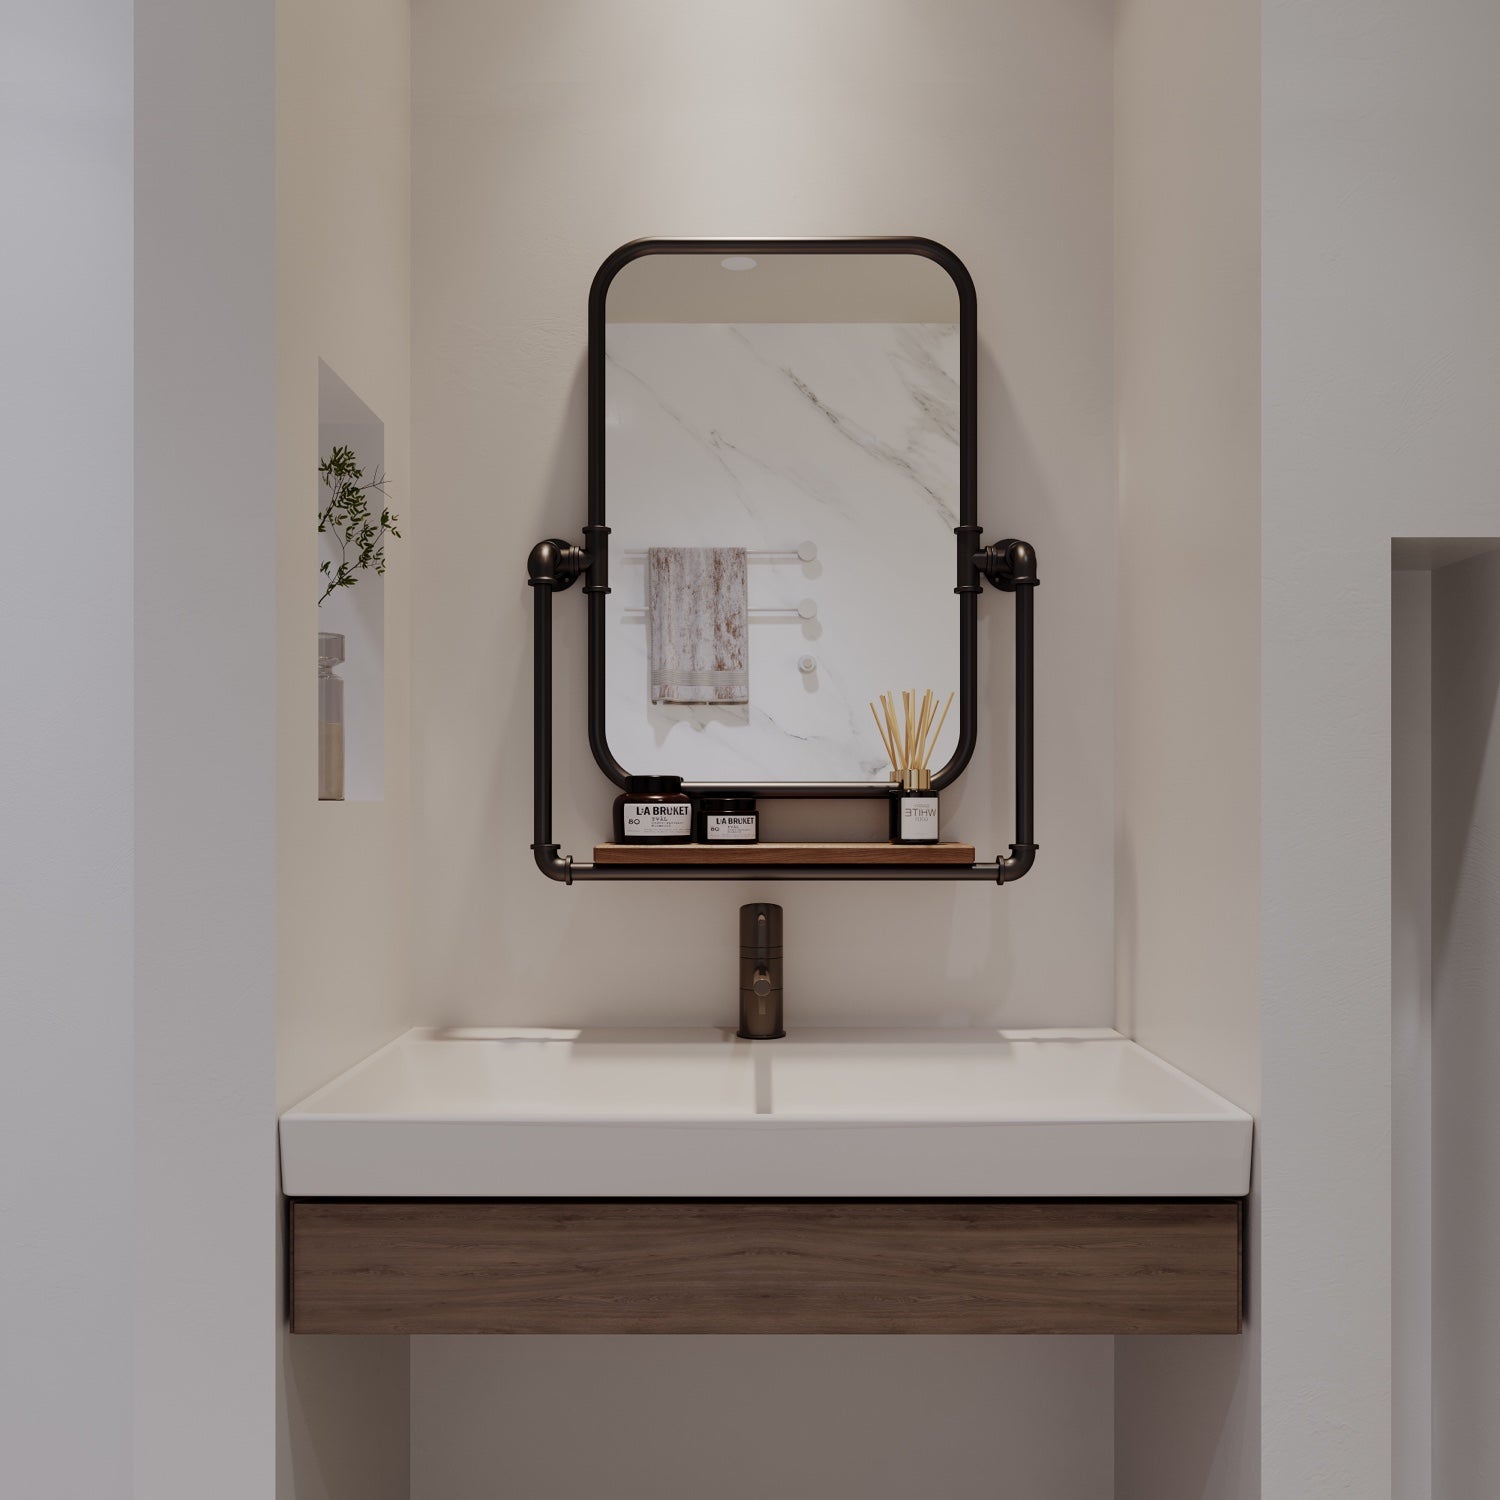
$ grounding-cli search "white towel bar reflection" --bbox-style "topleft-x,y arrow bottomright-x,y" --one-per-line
623,599 -> 817,620
621,542 -> 818,563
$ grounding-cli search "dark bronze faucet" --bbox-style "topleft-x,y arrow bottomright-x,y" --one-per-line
737,902 -> 785,1040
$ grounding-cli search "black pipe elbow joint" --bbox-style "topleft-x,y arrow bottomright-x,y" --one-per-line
532,841 -> 573,883
527,538 -> 589,591
976,539 -> 1039,593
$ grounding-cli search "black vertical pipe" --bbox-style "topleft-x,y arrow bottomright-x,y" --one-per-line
533,583 -> 568,880
587,591 -> 629,786
533,582 -> 552,850
1014,583 -> 1034,850
934,589 -> 977,792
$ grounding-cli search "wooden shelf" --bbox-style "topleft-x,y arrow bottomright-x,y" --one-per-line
290,1198 -> 1244,1336
593,840 -> 977,866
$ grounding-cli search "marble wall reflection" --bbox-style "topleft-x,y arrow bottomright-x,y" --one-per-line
604,322 -> 961,782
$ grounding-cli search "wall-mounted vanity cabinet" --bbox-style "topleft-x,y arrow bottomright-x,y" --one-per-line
290,1198 -> 1242,1337
529,238 -> 1038,884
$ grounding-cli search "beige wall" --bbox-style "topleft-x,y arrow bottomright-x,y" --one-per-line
273,4 -> 412,1113
411,0 -> 1117,1032
1113,0 -> 1260,1111
1112,2 -> 1261,1493
273,3 -> 413,1496
410,1 -> 1117,1493
413,1336 -> 1113,1500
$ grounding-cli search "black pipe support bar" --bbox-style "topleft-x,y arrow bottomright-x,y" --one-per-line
530,577 -> 564,879
531,534 -> 1038,885
537,857 -> 1010,884
954,523 -> 984,594
580,524 -> 611,593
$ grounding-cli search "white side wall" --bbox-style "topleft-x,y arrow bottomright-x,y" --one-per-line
1,4 -> 134,1494
1430,549 -> 1500,1497
135,2 -> 277,1495
1263,1 -> 1500,1491
410,2 -> 1116,1494
1113,2 -> 1261,1495
273,3 -> 413,1496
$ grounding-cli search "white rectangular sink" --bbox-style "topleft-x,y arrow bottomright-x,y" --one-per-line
279,1027 -> 1251,1198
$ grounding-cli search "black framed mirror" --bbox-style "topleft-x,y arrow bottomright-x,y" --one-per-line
586,237 -> 979,798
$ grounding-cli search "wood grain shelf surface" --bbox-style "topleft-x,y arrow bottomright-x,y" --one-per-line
290,1198 -> 1243,1336
592,841 -> 977,866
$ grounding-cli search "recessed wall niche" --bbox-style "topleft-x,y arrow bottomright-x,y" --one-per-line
317,360 -> 386,802
1392,537 -> 1500,1499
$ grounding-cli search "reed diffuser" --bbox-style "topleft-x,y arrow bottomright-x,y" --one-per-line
869,689 -> 954,845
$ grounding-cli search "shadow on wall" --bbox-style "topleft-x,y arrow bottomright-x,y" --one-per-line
277,1160 -> 409,1500
278,1330 -> 409,1500
1114,830 -> 1139,1038
1114,1332 -> 1261,1498
411,1334 -> 1113,1500
1430,546 -> 1500,1498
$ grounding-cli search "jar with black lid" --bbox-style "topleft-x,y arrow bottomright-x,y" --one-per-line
696,795 -> 759,844
613,775 -> 693,843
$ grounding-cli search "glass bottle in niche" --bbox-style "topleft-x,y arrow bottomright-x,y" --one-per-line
318,631 -> 345,801
888,768 -> 940,845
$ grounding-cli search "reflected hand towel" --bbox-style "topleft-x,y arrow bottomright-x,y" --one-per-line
647,547 -> 749,705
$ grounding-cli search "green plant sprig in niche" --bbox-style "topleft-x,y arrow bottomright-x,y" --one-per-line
318,444 -> 401,605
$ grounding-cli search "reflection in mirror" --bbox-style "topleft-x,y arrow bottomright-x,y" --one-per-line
602,249 -> 963,785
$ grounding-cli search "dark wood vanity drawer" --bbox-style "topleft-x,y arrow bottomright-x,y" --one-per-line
289,1198 -> 1242,1336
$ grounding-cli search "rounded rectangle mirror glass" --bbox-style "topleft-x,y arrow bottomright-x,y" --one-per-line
592,239 -> 974,791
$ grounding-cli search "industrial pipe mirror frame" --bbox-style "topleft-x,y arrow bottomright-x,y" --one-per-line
528,236 -> 1037,884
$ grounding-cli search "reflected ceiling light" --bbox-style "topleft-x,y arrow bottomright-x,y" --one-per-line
720,256 -> 758,271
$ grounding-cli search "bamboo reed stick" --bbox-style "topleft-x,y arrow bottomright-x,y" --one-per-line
916,690 -> 935,769
869,702 -> 895,768
922,691 -> 954,771
871,687 -> 955,776
882,694 -> 901,771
